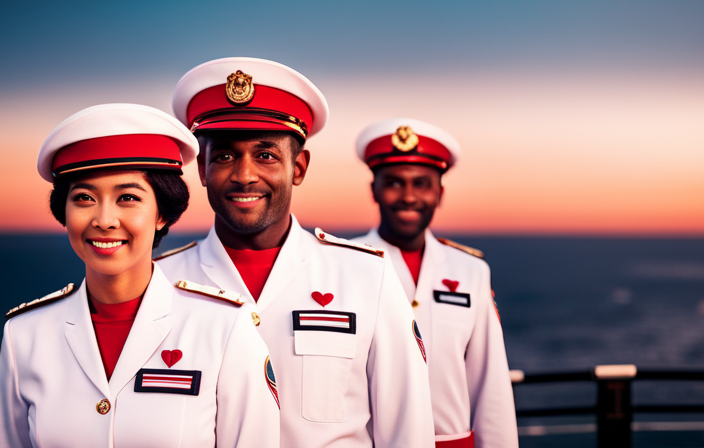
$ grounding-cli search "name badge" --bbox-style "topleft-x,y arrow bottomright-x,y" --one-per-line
292,310 -> 356,334
433,290 -> 471,308
134,369 -> 201,396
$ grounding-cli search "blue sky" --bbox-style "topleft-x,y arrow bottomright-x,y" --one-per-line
2,0 -> 703,89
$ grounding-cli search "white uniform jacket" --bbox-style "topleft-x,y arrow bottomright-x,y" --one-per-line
352,229 -> 518,448
157,216 -> 436,448
0,264 -> 280,448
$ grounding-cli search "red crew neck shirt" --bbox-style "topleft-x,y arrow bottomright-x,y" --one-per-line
224,246 -> 282,302
89,295 -> 143,380
400,246 -> 424,286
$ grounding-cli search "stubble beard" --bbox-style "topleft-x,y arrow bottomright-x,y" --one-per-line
210,189 -> 292,236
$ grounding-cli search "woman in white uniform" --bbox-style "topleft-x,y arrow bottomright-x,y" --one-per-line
0,104 -> 280,448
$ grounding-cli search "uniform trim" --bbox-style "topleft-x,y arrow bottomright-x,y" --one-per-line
436,238 -> 484,259
6,283 -> 77,319
153,241 -> 198,261
315,228 -> 384,258
174,280 -> 244,307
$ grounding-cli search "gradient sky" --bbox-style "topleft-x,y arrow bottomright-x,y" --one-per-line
1,1 -> 702,234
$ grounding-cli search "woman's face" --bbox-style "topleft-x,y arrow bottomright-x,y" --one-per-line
65,170 -> 165,277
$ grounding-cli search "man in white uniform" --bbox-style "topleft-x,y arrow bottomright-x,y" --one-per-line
157,58 -> 435,448
352,119 -> 518,448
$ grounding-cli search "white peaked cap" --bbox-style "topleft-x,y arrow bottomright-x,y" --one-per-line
356,118 -> 461,172
172,57 -> 329,138
37,103 -> 198,182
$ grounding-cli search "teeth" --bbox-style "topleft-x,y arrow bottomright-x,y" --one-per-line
231,197 -> 261,202
91,241 -> 124,249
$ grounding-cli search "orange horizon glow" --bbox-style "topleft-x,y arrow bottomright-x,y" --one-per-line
1,71 -> 702,236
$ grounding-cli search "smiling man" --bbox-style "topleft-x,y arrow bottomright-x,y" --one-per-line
352,119 -> 518,448
156,59 -> 435,448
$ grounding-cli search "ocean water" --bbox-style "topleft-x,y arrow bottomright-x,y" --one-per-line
2,232 -> 704,446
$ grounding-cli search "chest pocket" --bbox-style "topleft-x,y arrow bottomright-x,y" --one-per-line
293,311 -> 356,423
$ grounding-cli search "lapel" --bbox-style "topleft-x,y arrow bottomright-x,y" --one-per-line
364,229 -> 417,303
63,279 -> 111,398
416,229 -> 446,303
108,264 -> 173,397
256,216 -> 308,313
199,227 -> 255,305
199,216 -> 308,313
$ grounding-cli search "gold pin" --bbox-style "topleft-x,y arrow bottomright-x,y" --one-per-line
96,398 -> 111,415
252,312 -> 261,327
391,125 -> 419,152
226,70 -> 255,105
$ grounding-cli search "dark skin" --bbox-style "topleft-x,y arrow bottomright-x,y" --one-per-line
371,164 -> 444,252
197,132 -> 310,250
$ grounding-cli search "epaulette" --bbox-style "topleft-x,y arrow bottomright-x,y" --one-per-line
315,228 -> 384,258
6,283 -> 76,319
437,237 -> 484,259
153,241 -> 197,261
175,280 -> 244,307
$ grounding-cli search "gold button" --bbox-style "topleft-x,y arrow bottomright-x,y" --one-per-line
412,300 -> 419,308
251,312 -> 261,326
96,398 -> 111,415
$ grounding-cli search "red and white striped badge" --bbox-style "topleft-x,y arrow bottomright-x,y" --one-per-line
134,369 -> 201,396
292,310 -> 356,334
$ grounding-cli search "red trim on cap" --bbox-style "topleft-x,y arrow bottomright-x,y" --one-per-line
367,155 -> 448,171
52,134 -> 183,177
187,84 -> 313,138
364,134 -> 454,170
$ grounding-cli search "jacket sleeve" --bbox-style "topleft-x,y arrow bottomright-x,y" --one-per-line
367,259 -> 435,448
216,304 -> 280,448
0,320 -> 32,447
465,262 -> 519,448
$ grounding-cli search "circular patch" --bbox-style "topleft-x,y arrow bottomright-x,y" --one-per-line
265,356 -> 280,408
412,320 -> 426,363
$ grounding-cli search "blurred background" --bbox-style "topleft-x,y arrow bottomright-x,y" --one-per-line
1,1 -> 703,445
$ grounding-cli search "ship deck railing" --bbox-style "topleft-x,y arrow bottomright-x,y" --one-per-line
511,365 -> 704,448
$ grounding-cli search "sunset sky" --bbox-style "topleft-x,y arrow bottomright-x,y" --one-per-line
1,1 -> 702,235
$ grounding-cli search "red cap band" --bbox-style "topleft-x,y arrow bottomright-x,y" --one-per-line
52,134 -> 183,178
187,84 -> 313,139
364,134 -> 453,171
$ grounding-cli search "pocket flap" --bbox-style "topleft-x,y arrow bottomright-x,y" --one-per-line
294,331 -> 356,359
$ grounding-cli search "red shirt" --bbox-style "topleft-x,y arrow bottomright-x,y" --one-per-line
224,246 -> 282,302
401,246 -> 424,285
89,295 -> 142,380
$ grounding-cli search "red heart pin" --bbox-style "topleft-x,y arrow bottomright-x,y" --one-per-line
161,349 -> 183,368
442,279 -> 459,292
311,291 -> 334,307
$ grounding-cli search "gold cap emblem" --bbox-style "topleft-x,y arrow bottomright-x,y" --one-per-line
391,125 -> 419,152
226,70 -> 255,105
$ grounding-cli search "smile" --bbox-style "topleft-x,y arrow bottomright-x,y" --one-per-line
89,240 -> 127,249
230,196 -> 262,202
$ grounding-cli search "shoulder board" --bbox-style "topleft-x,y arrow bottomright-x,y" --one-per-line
315,228 -> 384,258
175,280 -> 244,307
6,283 -> 76,319
153,241 -> 197,261
437,237 -> 485,259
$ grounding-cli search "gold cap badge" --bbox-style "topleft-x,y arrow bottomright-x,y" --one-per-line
226,70 -> 255,105
391,125 -> 419,152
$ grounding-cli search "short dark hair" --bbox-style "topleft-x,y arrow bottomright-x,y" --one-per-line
49,170 -> 190,249
196,130 -> 304,159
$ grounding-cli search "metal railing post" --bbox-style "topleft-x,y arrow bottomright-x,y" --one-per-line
594,365 -> 637,448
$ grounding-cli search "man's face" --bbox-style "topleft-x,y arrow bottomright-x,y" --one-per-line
198,132 -> 308,236
372,164 -> 444,241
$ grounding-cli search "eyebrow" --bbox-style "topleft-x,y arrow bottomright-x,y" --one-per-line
115,183 -> 148,192
69,183 -> 96,192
